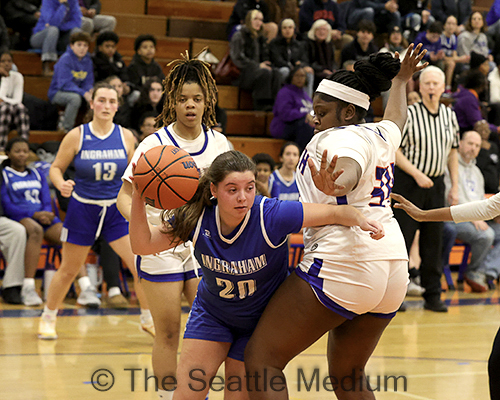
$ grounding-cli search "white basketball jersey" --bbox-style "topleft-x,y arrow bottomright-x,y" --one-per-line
296,120 -> 408,261
123,123 -> 231,224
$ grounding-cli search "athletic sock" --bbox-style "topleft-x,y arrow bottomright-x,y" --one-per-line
23,278 -> 36,289
43,305 -> 58,319
140,309 -> 153,324
108,286 -> 121,297
78,276 -> 92,291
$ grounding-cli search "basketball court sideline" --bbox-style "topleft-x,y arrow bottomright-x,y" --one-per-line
0,277 -> 497,400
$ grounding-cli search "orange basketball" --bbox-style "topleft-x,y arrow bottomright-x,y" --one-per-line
133,145 -> 199,209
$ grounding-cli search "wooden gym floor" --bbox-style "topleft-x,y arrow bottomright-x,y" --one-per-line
0,278 -> 497,400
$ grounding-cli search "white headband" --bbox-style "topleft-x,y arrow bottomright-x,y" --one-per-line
316,79 -> 370,110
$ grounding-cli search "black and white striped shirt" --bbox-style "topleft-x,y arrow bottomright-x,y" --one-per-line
401,102 -> 460,177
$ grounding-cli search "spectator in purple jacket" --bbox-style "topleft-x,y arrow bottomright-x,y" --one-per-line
453,70 -> 500,135
414,21 -> 445,67
48,31 -> 94,132
29,0 -> 82,76
269,64 -> 314,151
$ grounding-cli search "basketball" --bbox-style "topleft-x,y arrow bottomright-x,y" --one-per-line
133,145 -> 199,209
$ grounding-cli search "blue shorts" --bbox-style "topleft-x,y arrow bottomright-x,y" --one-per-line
183,296 -> 253,362
61,197 -> 129,246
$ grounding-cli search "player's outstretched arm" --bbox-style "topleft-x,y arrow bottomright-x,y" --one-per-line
391,193 -> 452,222
308,151 -> 360,197
129,178 -> 178,255
384,43 -> 428,132
301,203 -> 385,240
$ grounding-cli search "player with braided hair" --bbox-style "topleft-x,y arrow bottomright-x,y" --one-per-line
117,51 -> 230,400
244,45 -> 428,399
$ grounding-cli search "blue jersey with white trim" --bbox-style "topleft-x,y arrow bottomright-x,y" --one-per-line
271,170 -> 299,201
73,123 -> 128,200
190,196 -> 303,330
1,166 -> 52,221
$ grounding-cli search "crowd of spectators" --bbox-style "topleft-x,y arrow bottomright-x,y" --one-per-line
2,0 -> 500,309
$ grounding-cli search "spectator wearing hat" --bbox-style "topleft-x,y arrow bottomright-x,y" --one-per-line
470,51 -> 490,76
380,25 -> 408,56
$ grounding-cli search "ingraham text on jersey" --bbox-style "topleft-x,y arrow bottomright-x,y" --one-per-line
80,149 -> 127,160
11,180 -> 42,191
200,254 -> 268,275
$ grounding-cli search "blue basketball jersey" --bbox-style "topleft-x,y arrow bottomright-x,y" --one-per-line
271,170 -> 299,201
73,123 -> 129,200
1,166 -> 52,222
440,34 -> 457,57
190,196 -> 303,330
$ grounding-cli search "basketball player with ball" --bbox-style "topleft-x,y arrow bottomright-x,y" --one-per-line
39,82 -> 152,340
128,150 -> 384,400
117,53 -> 231,400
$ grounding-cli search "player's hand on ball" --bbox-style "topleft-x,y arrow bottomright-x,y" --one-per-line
133,146 -> 199,209
308,150 -> 346,196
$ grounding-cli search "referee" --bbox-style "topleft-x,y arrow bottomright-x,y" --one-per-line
393,65 -> 459,312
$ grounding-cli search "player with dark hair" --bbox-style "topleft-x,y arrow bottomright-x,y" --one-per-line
117,52 -> 231,400
128,150 -> 384,400
244,45 -> 428,399
39,82 -> 150,340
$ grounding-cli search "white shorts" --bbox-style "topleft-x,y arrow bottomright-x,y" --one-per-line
136,242 -> 202,282
296,256 -> 408,319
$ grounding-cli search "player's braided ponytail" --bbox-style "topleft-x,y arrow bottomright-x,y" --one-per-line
319,52 -> 401,120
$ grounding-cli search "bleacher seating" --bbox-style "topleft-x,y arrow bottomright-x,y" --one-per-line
113,13 -> 168,36
16,0 -> 407,162
147,0 -> 234,21
101,0 -> 145,14
7,0 -> 496,293
168,17 -> 227,41
114,35 -> 190,59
